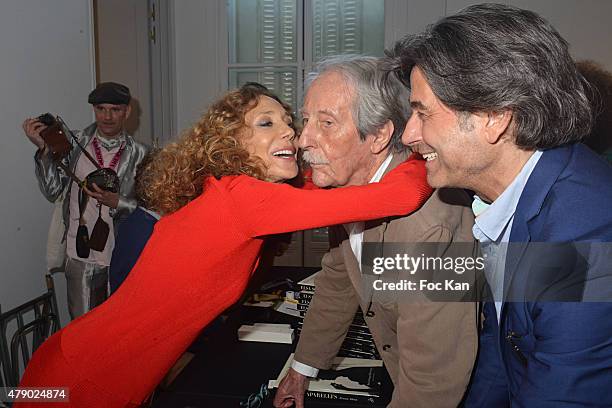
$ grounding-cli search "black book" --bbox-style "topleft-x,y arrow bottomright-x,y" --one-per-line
342,338 -> 380,354
293,333 -> 379,360
269,353 -> 384,405
297,272 -> 317,292
342,334 -> 375,347
343,330 -> 375,343
298,290 -> 314,302
351,315 -> 368,327
296,321 -> 374,340
345,324 -> 372,335
337,348 -> 381,360
298,298 -> 311,306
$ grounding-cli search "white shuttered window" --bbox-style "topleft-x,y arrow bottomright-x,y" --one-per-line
227,0 -> 384,266
227,0 -> 384,110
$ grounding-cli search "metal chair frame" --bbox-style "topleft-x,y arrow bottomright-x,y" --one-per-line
0,275 -> 61,387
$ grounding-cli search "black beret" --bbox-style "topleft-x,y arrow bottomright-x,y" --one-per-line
88,82 -> 131,105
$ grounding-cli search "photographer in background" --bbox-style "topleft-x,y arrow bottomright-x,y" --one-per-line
22,82 -> 149,320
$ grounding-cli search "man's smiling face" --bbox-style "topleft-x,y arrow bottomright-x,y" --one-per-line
401,67 -> 490,190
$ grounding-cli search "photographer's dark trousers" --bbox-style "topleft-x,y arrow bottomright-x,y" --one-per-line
65,257 -> 108,319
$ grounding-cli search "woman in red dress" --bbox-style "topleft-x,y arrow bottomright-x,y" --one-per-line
17,83 -> 431,407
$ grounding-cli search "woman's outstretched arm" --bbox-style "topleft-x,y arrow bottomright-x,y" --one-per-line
226,155 -> 432,237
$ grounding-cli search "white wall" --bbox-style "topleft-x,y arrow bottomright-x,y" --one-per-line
507,0 -> 612,68
385,0 -> 446,46
95,0 -> 153,146
172,0 -> 227,136
170,0 -> 612,137
388,0 -> 612,73
0,0 -> 96,326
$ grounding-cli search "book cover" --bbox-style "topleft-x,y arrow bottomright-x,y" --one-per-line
269,353 -> 384,405
337,348 -> 381,360
297,271 -> 318,292
296,321 -> 374,341
341,338 -> 380,354
298,290 -> 314,302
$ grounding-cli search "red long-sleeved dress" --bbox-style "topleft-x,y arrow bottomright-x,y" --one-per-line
17,158 -> 431,407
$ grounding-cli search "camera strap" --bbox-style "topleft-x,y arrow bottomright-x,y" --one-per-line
56,160 -> 85,188
56,116 -> 102,170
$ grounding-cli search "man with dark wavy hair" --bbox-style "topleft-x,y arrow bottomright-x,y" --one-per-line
386,3 -> 612,407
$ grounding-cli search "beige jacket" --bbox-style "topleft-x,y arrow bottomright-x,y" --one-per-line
295,153 -> 479,407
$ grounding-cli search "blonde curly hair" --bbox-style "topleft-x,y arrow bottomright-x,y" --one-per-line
141,84 -> 296,215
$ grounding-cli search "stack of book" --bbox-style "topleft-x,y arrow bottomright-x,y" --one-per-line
269,353 -> 385,405
296,272 -> 381,360
238,323 -> 294,344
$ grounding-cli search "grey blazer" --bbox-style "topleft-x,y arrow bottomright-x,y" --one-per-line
295,153 -> 479,408
34,122 -> 149,237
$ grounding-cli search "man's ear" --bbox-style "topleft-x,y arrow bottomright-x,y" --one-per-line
125,104 -> 132,119
484,110 -> 512,144
370,120 -> 394,154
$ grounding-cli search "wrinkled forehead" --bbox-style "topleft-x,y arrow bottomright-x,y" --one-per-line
302,71 -> 355,115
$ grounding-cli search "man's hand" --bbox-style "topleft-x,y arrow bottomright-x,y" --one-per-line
22,118 -> 47,150
83,183 -> 119,209
273,368 -> 309,408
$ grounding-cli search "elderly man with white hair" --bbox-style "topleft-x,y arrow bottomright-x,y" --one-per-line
273,55 -> 479,408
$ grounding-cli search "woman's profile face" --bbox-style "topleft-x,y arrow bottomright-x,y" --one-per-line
242,95 -> 298,182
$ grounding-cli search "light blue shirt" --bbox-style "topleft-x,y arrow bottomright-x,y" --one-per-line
472,151 -> 543,322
